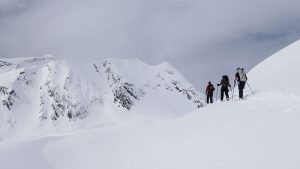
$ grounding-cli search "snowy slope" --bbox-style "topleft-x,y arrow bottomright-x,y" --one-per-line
0,56 -> 204,139
248,39 -> 300,94
1,39 -> 300,169
1,95 -> 299,169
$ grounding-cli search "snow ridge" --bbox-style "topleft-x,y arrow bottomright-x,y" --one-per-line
0,56 -> 204,138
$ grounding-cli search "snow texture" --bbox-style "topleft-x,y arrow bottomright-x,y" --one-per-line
1,39 -> 300,169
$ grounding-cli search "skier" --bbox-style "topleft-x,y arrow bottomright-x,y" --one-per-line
205,81 -> 215,104
217,75 -> 231,101
235,68 -> 248,99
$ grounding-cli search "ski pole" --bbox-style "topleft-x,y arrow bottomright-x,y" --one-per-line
232,80 -> 236,100
216,85 -> 218,102
247,81 -> 254,94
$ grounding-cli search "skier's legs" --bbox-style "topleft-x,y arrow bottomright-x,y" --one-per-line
225,88 -> 229,100
220,89 -> 224,101
238,87 -> 243,98
209,94 -> 213,103
206,95 -> 209,103
238,82 -> 246,99
225,89 -> 229,99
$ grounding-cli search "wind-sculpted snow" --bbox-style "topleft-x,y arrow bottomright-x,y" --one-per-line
0,56 -> 204,138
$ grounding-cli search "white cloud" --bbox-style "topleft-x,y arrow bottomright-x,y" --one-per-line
1,0 -> 300,86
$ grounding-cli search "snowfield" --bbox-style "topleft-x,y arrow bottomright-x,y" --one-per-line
1,39 -> 300,169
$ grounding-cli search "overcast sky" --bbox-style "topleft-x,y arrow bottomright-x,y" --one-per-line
1,0 -> 300,89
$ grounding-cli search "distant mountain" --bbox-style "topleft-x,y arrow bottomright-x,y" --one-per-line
0,56 -> 204,138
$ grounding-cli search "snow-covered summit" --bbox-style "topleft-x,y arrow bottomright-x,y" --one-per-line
0,55 -> 56,73
0,56 -> 204,139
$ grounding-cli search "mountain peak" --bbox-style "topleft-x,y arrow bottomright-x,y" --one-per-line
0,56 -> 204,139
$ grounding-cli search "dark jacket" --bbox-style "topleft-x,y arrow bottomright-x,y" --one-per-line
218,79 -> 231,89
206,84 -> 215,95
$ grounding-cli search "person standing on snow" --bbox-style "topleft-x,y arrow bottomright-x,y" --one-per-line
217,75 -> 231,101
205,81 -> 215,104
235,68 -> 248,99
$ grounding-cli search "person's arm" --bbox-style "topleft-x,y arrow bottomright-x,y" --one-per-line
235,73 -> 240,81
234,74 -> 238,86
217,80 -> 222,86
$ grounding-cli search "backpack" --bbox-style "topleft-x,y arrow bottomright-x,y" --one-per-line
238,69 -> 247,82
222,75 -> 229,81
207,84 -> 215,93
222,75 -> 229,87
210,85 -> 215,91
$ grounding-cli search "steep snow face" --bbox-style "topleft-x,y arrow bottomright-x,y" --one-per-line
0,56 -> 204,139
248,39 -> 300,94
